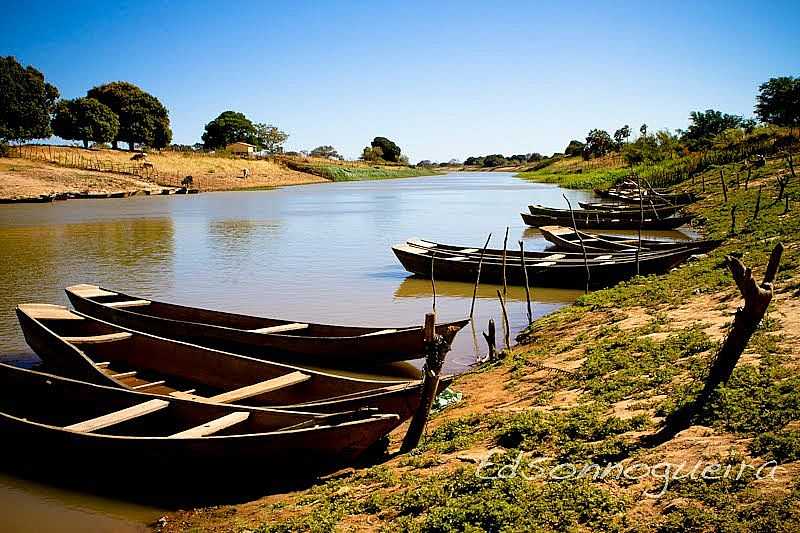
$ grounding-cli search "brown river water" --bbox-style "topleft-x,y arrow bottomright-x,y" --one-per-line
0,172 -> 693,530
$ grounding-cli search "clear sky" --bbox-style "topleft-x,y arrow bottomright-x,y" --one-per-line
2,0 -> 798,162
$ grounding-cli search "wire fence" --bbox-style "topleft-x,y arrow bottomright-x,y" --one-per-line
12,145 -> 161,180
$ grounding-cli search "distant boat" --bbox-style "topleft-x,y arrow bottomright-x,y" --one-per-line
65,284 -> 468,367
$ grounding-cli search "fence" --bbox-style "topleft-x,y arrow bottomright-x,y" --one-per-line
11,145 -> 160,181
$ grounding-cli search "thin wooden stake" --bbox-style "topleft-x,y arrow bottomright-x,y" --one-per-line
482,319 -> 496,362
469,233 -> 492,318
496,290 -> 510,348
729,205 -> 737,235
563,194 -> 590,293
720,169 -> 728,202
518,240 -> 533,324
754,185 -> 762,221
636,176 -> 643,276
501,226 -> 509,297
430,252 -> 436,313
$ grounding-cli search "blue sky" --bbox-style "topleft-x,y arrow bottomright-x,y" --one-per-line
2,1 -> 798,161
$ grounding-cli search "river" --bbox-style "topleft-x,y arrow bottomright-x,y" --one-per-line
0,171 -> 686,530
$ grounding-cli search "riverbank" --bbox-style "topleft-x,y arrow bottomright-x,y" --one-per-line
164,149 -> 800,531
281,159 -> 439,182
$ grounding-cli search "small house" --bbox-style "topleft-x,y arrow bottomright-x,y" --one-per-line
226,142 -> 257,155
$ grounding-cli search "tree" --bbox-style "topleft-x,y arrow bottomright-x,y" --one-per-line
564,140 -> 585,157
483,154 -> 507,167
583,129 -> 614,159
0,56 -> 59,143
464,156 -> 484,166
527,153 -> 544,162
755,76 -> 800,132
201,111 -> 257,149
52,97 -> 119,148
254,123 -> 288,154
682,109 -> 743,150
370,137 -> 401,162
640,124 -> 648,137
309,145 -> 340,159
613,125 -> 631,150
361,145 -> 384,162
87,81 -> 171,150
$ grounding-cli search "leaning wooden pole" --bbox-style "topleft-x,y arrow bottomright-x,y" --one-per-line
563,194 -> 590,293
501,226 -> 509,297
469,233 -> 492,318
496,289 -> 511,348
519,240 -> 533,324
401,312 -> 450,453
636,176 -> 644,276
648,243 -> 784,445
430,252 -> 437,313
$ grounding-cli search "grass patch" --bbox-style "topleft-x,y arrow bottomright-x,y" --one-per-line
284,160 -> 438,181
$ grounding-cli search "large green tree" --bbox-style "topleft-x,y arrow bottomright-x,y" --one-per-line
370,136 -> 401,162
52,97 -> 119,148
254,123 -> 288,154
310,145 -> 340,159
87,82 -> 171,150
756,76 -> 800,131
564,139 -> 585,156
0,56 -> 59,143
201,111 -> 257,149
583,129 -> 614,159
681,109 -> 743,150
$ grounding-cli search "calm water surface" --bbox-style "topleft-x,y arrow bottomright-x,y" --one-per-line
0,171 -> 691,529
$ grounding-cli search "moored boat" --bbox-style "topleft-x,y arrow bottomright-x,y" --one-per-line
65,284 -> 468,366
521,212 -> 693,230
529,204 -> 685,220
538,225 -> 723,254
16,304 -> 447,421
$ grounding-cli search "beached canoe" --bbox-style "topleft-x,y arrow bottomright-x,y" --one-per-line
529,204 -> 685,220
65,284 -> 468,366
403,238 -> 637,260
0,362 -> 400,482
392,242 -> 697,288
16,304 -> 446,421
521,212 -> 693,230
576,201 -> 689,215
538,225 -> 723,254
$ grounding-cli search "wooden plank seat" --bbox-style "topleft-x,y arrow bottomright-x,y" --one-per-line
62,332 -> 133,344
104,300 -> 151,308
360,329 -> 398,337
248,323 -> 308,334
132,380 -> 166,390
64,399 -> 169,433
66,284 -> 118,298
169,412 -> 249,438
169,371 -> 310,404
17,304 -> 84,321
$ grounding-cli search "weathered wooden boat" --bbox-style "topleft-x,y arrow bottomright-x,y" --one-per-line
529,204 -> 685,220
403,238 -> 636,260
392,242 -> 697,288
606,190 -> 697,204
538,225 -> 723,254
577,201 -> 689,215
521,212 -> 693,230
65,284 -> 468,366
16,304 -> 447,421
0,362 -> 401,482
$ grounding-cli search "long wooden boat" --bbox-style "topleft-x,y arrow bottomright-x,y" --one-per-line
16,304 -> 447,421
65,284 -> 467,367
538,225 -> 723,254
521,212 -> 693,230
528,204 -> 685,220
392,242 -> 696,288
577,201 -> 689,215
403,238 -> 636,260
606,190 -> 697,204
0,362 -> 400,483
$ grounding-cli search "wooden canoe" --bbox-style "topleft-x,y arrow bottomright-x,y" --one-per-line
577,201 -> 689,215
529,204 -> 685,220
16,304 -> 448,421
392,242 -> 697,288
403,238 -> 636,260
65,284 -> 468,366
538,226 -> 723,254
521,212 -> 693,230
0,362 -> 400,484
605,190 -> 697,204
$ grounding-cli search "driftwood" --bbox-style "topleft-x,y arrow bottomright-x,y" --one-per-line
470,233 -> 492,318
648,243 -> 784,444
482,318 -> 497,361
401,313 -> 451,453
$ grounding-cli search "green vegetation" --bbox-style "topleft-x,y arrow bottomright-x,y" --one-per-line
87,81 -> 172,150
362,136 -> 407,164
201,110 -> 288,153
283,159 -> 438,181
0,56 -> 59,143
52,97 -> 119,149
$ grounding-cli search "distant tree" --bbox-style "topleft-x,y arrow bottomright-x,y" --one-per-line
309,145 -> 340,159
448,158 -> 461,165
564,140 -> 585,157
254,123 -> 288,154
361,145 -> 384,162
527,153 -> 544,162
370,137 -> 401,162
0,56 -> 59,143
483,154 -> 507,167
87,82 -> 171,150
755,76 -> 800,132
508,154 -> 528,164
613,125 -> 631,150
464,156 -> 484,166
583,129 -> 614,159
52,97 -> 119,148
201,111 -> 257,149
682,109 -> 744,150
417,159 -> 434,166
640,124 -> 648,137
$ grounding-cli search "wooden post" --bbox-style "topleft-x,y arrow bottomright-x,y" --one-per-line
400,313 -> 449,453
702,172 -> 705,193
563,194 -> 590,293
649,244 -> 783,444
720,169 -> 728,202
496,290 -> 510,348
753,185 -> 762,221
636,176 -> 643,276
430,252 -> 437,313
518,240 -> 533,324
501,226 -> 509,297
470,233 -> 492,318
729,205 -> 737,235
745,165 -> 752,190
482,319 -> 496,362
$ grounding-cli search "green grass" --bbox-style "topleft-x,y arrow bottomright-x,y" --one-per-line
516,167 -> 628,190
285,160 -> 439,181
